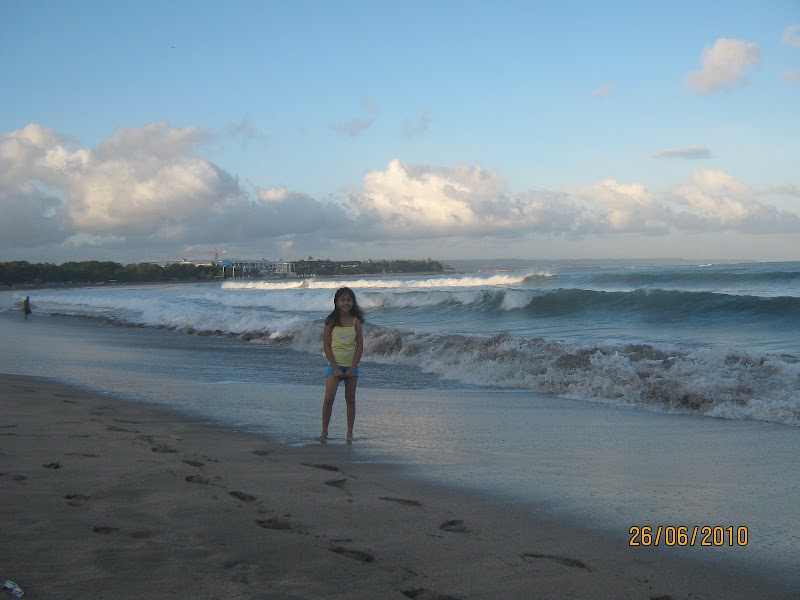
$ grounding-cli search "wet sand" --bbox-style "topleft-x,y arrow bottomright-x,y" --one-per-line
0,373 -> 794,599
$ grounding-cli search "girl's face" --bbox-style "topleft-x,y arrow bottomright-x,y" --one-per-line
336,293 -> 353,313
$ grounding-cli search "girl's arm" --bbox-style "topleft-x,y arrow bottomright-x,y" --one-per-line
349,318 -> 364,372
322,323 -> 340,373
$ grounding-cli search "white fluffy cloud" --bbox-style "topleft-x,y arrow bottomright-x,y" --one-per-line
0,123 -> 344,253
684,39 -> 761,94
2,123 -> 798,261
348,160 -> 507,236
669,170 -> 800,233
568,180 -> 672,234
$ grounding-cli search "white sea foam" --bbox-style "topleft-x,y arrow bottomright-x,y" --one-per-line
221,272 -> 549,291
346,327 -> 800,426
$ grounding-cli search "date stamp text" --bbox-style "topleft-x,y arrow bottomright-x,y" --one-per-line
629,526 -> 748,547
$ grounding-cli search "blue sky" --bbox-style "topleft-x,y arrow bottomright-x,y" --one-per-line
1,1 -> 799,263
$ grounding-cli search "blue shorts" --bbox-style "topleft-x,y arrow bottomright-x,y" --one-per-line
326,365 -> 359,378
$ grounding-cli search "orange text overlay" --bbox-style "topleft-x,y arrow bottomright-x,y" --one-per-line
629,526 -> 749,547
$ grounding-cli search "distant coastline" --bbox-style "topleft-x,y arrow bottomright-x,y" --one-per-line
3,256 -> 782,288
1,258 -> 451,287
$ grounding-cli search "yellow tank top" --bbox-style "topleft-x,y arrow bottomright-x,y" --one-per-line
331,325 -> 357,366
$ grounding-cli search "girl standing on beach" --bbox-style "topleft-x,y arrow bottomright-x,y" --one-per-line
320,287 -> 364,443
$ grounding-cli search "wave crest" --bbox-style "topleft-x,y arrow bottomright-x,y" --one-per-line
356,327 -> 800,426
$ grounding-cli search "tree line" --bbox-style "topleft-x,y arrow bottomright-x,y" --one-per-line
1,258 -> 452,285
0,261 -> 219,285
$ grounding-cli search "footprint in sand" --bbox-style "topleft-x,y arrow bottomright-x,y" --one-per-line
186,475 -> 211,484
256,517 -> 293,531
329,546 -> 375,563
229,491 -> 257,502
252,450 -> 272,456
65,494 -> 91,507
521,552 -> 592,571
402,588 -> 463,600
92,526 -> 120,535
380,496 -> 422,507
151,444 -> 177,454
302,463 -> 340,472
439,519 -> 470,533
107,425 -> 138,433
181,459 -> 205,467
42,461 -> 62,469
325,478 -> 348,490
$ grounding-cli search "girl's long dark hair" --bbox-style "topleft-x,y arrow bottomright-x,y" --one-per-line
325,287 -> 365,326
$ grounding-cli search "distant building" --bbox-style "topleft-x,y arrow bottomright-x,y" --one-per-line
217,258 -> 296,278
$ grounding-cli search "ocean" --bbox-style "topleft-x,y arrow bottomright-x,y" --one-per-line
2,260 -> 799,587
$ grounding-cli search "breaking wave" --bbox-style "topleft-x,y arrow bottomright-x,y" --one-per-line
284,323 -> 800,427
221,273 -> 549,291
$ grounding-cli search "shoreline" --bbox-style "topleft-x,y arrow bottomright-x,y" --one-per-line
1,373 -> 794,599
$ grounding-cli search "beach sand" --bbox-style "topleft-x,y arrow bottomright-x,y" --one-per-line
1,374 -> 793,599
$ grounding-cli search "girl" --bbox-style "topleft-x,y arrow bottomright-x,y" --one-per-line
320,287 -> 364,443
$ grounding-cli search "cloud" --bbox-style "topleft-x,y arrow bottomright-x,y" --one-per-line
0,122 -> 343,252
568,180 -> 672,234
591,84 -> 614,98
781,69 -> 800,83
668,170 -> 800,233
783,24 -> 800,46
651,146 -> 712,160
345,160 -> 594,240
684,38 -> 761,94
402,110 -> 432,140
762,184 -> 800,198
330,117 -> 374,137
2,123 -> 799,261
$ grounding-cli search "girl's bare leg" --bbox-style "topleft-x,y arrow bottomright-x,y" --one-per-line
320,375 -> 341,442
344,376 -> 358,442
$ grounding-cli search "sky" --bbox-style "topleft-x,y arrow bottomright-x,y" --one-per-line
1,1 -> 799,264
